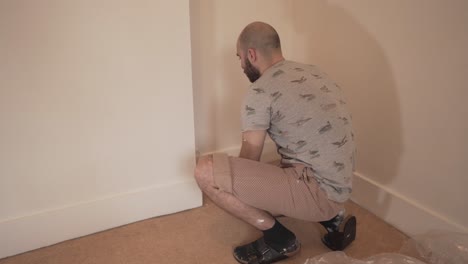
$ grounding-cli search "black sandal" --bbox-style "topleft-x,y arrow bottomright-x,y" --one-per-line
233,237 -> 301,264
321,215 -> 356,251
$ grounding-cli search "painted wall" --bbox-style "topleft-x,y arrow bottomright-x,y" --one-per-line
190,0 -> 295,156
0,0 -> 200,258
190,0 -> 468,235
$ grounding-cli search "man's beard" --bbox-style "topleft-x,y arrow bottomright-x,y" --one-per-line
244,59 -> 261,83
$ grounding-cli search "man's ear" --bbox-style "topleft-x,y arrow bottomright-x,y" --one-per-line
247,48 -> 257,62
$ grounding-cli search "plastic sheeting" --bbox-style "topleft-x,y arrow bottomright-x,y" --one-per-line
304,252 -> 425,264
400,232 -> 468,264
305,232 -> 468,264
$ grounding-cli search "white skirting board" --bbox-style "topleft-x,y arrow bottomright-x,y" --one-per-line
351,172 -> 468,237
0,180 -> 202,259
203,139 -> 280,163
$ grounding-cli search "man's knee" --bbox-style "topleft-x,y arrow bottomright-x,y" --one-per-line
194,155 -> 214,188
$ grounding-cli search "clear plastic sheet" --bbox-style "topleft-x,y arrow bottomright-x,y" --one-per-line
399,231 -> 468,264
304,252 -> 426,264
304,232 -> 468,264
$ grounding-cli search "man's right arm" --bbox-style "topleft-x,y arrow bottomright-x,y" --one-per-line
239,130 -> 267,161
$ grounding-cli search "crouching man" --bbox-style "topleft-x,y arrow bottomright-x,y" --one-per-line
195,21 -> 357,264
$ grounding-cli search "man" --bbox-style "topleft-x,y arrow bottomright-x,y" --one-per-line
194,21 -> 357,264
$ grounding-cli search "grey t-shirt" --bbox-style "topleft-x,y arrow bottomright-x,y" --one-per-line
241,60 -> 356,202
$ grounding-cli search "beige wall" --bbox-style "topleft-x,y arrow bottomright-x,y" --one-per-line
190,0 -> 296,154
0,0 -> 200,258
190,0 -> 468,234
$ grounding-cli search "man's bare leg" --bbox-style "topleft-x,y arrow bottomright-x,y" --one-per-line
194,155 -> 275,230
194,155 -> 300,264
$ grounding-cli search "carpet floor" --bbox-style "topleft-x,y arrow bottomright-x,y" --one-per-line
0,197 -> 408,264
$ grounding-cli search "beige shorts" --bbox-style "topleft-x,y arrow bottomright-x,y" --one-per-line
212,153 -> 343,222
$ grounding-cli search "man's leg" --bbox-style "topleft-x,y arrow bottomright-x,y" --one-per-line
194,155 -> 300,263
319,213 -> 357,251
194,155 -> 275,230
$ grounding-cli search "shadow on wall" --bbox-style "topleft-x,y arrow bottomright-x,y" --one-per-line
219,38 -> 250,149
190,0 -> 218,154
190,0 -> 250,154
289,0 -> 403,218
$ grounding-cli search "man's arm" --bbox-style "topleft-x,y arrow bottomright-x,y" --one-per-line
239,130 -> 267,161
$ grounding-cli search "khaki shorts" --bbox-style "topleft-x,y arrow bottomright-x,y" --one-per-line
212,153 -> 343,222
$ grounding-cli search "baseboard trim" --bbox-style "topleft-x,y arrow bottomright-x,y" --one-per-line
351,171 -> 467,237
202,140 -> 279,162
0,180 -> 202,259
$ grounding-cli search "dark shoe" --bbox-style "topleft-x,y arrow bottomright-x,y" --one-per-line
233,237 -> 300,264
321,215 -> 356,251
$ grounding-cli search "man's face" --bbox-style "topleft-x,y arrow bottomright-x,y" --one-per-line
243,58 -> 261,83
237,42 -> 261,83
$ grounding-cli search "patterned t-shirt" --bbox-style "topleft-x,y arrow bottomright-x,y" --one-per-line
241,60 -> 356,202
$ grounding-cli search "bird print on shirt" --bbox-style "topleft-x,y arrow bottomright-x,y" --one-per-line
332,136 -> 348,148
271,110 -> 285,123
318,121 -> 332,134
310,73 -> 323,79
320,86 -> 331,93
294,140 -> 307,151
253,87 -> 265,94
299,94 -> 316,101
291,117 -> 313,127
272,69 -> 285,77
339,117 -> 349,125
291,76 -> 307,84
271,91 -> 283,102
334,161 -> 345,172
245,105 -> 255,115
309,150 -> 320,159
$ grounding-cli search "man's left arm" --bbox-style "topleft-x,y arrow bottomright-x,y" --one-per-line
239,130 -> 267,161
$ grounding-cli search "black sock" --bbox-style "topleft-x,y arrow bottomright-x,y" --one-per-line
319,211 -> 345,233
319,215 -> 339,233
262,219 -> 296,251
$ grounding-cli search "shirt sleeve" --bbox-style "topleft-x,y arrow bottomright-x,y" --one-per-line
241,85 -> 271,132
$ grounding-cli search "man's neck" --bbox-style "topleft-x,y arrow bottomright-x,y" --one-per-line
259,56 -> 285,75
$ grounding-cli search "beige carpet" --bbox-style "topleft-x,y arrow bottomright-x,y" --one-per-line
0,197 -> 407,264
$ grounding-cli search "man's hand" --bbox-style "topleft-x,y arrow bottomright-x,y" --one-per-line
239,130 -> 267,161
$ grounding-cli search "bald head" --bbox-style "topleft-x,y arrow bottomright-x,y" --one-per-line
238,21 -> 282,58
